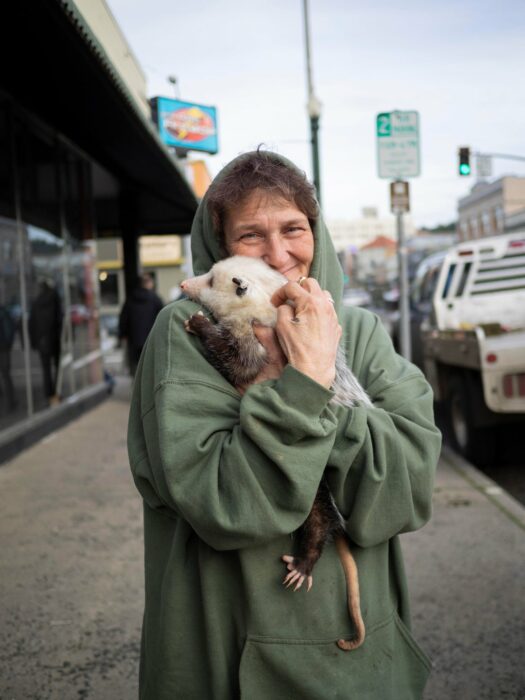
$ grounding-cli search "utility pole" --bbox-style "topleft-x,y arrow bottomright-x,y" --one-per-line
302,0 -> 322,205
396,206 -> 411,361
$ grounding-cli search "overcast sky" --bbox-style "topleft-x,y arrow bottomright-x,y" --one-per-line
107,0 -> 525,228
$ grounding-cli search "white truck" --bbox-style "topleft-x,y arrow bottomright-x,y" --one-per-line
421,231 -> 525,465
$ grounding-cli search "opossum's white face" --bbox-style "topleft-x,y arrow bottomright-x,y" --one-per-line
181,256 -> 287,328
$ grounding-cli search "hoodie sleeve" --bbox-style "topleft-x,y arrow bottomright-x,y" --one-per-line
325,311 -> 442,548
127,303 -> 339,551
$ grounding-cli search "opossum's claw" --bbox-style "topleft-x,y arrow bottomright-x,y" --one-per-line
293,575 -> 306,591
284,571 -> 302,588
281,554 -> 315,591
184,319 -> 196,335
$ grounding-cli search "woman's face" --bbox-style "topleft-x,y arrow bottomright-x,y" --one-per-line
223,189 -> 314,281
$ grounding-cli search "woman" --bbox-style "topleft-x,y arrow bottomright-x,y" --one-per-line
128,150 -> 441,699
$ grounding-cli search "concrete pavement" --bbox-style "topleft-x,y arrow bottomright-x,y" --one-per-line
0,378 -> 524,699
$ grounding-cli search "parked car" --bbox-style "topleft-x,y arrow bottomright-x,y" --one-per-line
391,251 -> 446,368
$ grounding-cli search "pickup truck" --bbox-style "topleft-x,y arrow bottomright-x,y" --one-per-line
421,232 -> 525,465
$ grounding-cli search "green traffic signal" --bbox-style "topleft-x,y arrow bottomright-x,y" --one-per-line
458,146 -> 471,176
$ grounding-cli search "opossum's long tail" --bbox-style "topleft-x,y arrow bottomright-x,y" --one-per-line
335,535 -> 365,651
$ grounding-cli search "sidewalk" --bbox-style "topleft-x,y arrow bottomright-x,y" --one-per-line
0,379 -> 524,699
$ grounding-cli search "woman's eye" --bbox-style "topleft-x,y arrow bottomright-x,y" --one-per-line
239,232 -> 259,241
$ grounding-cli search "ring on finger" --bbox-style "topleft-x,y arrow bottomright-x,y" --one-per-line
297,276 -> 307,287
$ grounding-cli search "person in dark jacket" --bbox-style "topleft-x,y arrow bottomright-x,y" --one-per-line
28,280 -> 62,401
119,273 -> 163,376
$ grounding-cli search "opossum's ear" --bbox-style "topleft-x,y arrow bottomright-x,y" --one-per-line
232,277 -> 248,297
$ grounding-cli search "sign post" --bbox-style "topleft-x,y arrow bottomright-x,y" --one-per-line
377,111 -> 420,361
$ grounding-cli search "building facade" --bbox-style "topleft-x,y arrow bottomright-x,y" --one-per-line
457,176 -> 525,241
0,1 -> 197,461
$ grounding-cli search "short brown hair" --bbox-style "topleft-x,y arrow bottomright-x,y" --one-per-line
206,150 -> 319,243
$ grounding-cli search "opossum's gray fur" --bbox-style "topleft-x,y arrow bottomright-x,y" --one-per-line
183,255 -> 372,408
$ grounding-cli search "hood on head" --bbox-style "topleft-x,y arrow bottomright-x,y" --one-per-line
190,151 -> 344,313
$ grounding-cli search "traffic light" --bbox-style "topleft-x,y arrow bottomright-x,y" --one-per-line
458,147 -> 471,176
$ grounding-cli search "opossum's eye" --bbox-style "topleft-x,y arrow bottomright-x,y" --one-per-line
232,277 -> 248,297
209,276 -> 214,288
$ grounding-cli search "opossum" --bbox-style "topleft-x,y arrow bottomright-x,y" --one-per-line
180,255 -> 371,651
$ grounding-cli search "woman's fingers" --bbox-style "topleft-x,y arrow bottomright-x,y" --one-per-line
271,278 -> 341,389
270,280 -> 309,308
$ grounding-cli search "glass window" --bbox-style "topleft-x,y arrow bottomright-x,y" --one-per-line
0,218 -> 26,430
442,264 -> 456,298
26,226 -> 67,411
99,270 -> 120,306
0,99 -> 27,429
60,149 -> 102,392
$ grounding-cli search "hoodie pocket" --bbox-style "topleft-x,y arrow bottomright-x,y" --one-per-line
239,612 -> 432,700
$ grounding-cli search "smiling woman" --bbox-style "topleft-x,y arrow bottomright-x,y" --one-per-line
127,149 -> 441,700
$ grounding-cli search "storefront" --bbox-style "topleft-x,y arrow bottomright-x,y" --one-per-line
0,1 -> 198,461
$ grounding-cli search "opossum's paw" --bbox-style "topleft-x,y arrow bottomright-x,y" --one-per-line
281,554 -> 313,592
184,311 -> 210,335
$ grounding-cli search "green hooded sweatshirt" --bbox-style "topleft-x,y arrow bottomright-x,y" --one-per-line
127,152 -> 442,699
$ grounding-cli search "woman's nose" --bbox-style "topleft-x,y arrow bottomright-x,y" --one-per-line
263,235 -> 288,269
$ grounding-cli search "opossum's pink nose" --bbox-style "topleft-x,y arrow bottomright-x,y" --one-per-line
180,280 -> 188,290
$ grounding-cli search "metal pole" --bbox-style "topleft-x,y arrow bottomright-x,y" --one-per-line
310,113 -> 321,201
396,207 -> 412,361
302,0 -> 322,204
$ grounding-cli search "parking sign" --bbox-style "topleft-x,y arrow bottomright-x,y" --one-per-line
376,111 -> 420,179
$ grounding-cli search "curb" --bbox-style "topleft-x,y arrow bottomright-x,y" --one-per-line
440,444 -> 525,530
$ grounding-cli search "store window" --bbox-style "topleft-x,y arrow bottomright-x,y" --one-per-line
99,270 -> 120,306
0,99 -> 27,430
60,146 -> 101,393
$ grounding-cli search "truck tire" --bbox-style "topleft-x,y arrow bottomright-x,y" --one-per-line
447,374 -> 497,467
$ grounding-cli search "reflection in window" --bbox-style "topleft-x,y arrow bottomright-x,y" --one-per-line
60,148 -> 101,391
27,226 -> 67,410
99,270 -> 119,306
0,219 -> 26,430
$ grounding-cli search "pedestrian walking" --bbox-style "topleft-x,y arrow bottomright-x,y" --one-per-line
127,150 -> 441,699
119,273 -> 163,376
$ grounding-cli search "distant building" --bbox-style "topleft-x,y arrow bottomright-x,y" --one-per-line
327,208 -> 416,253
355,235 -> 398,286
457,176 -> 525,241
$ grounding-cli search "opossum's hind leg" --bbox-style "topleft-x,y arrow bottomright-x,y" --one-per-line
281,478 -> 337,592
281,555 -> 314,592
335,535 -> 365,651
185,312 -> 243,386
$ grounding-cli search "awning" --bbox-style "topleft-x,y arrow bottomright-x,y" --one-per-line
1,0 -> 198,234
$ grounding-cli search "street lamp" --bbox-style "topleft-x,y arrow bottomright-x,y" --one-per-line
302,0 -> 322,205
167,75 -> 180,99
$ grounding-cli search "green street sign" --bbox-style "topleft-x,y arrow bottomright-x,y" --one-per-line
376,110 -> 421,179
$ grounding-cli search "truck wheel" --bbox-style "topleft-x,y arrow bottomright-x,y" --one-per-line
448,375 -> 497,467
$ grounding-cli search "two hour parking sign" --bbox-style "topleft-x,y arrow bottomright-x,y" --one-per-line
376,111 -> 420,179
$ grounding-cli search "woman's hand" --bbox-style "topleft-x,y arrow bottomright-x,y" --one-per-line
271,278 -> 341,389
